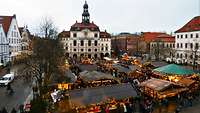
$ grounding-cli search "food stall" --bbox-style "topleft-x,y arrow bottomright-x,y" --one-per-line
153,64 -> 195,82
139,78 -> 188,100
79,71 -> 120,87
66,83 -> 137,111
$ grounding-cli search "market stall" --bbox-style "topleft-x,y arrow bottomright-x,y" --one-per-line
139,78 -> 188,100
66,83 -> 137,108
153,64 -> 195,82
79,70 -> 120,87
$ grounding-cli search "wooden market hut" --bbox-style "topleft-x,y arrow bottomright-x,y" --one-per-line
153,64 -> 194,75
175,77 -> 198,92
152,64 -> 195,81
139,78 -> 188,100
67,83 -> 137,108
79,71 -> 120,86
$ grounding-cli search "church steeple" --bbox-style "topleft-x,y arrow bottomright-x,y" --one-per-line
82,1 -> 90,24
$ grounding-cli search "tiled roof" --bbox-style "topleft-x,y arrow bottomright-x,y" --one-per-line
70,21 -> 100,31
154,34 -> 175,42
58,31 -> 70,38
0,15 -> 14,35
100,31 -> 111,38
175,16 -> 200,33
141,32 -> 166,42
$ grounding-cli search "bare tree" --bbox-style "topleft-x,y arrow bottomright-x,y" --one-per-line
39,17 -> 58,39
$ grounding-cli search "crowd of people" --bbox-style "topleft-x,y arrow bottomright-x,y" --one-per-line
74,98 -> 137,113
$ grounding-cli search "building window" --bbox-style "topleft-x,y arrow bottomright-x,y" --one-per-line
81,49 -> 84,52
185,43 -> 187,48
173,44 -> 175,48
185,54 -> 187,58
191,34 -> 193,38
65,47 -> 68,50
73,40 -> 77,46
180,35 -> 183,38
166,44 -> 168,48
177,53 -> 179,58
88,49 -> 91,52
195,43 -> 199,49
101,47 -> 104,51
94,40 -> 98,46
81,40 -> 84,46
190,55 -> 193,59
185,34 -> 187,38
73,33 -> 77,37
177,35 -> 179,38
88,40 -> 91,46
180,43 -> 183,48
95,49 -> 97,52
74,49 -> 76,52
177,43 -> 179,48
105,47 -> 108,51
14,25 -> 16,30
94,33 -> 98,37
190,43 -> 193,49
180,54 -> 183,58
196,33 -> 199,38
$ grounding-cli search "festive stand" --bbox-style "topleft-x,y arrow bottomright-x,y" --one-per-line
66,83 -> 137,112
139,78 -> 188,100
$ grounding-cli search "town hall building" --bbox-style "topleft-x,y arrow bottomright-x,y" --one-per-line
59,1 -> 111,60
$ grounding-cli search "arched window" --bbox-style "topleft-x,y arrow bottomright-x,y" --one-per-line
94,40 -> 98,46
88,40 -> 91,46
81,40 -> 84,46
73,40 -> 77,46
177,53 -> 179,58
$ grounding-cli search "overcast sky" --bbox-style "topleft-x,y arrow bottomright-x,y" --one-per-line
0,0 -> 199,34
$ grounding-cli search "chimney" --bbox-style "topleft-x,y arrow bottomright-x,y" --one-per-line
13,14 -> 16,18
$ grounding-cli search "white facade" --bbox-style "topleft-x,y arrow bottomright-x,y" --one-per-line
0,24 -> 9,65
175,31 -> 200,64
7,17 -> 22,61
59,1 -> 111,59
60,30 -> 111,59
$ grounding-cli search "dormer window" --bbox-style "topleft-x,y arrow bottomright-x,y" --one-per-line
94,33 -> 98,37
73,33 -> 77,37
84,31 -> 88,37
14,25 -> 16,30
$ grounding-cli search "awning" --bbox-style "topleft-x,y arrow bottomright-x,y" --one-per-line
153,64 -> 194,75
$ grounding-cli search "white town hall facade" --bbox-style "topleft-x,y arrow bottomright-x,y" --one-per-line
59,1 -> 111,60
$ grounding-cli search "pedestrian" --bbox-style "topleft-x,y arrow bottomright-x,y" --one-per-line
1,107 -> 8,113
11,108 -> 17,113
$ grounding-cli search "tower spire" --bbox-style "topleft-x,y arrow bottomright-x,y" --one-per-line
82,0 -> 90,24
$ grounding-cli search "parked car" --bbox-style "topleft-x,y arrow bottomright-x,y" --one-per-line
0,73 -> 14,86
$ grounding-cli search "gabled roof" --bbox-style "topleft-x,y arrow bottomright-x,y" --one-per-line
100,31 -> 111,38
141,32 -> 166,42
18,27 -> 31,37
152,34 -> 175,42
0,15 -> 15,35
140,78 -> 172,92
70,21 -> 100,31
58,31 -> 70,38
175,16 -> 200,33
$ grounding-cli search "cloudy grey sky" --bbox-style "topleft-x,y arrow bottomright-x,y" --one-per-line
0,0 -> 199,34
